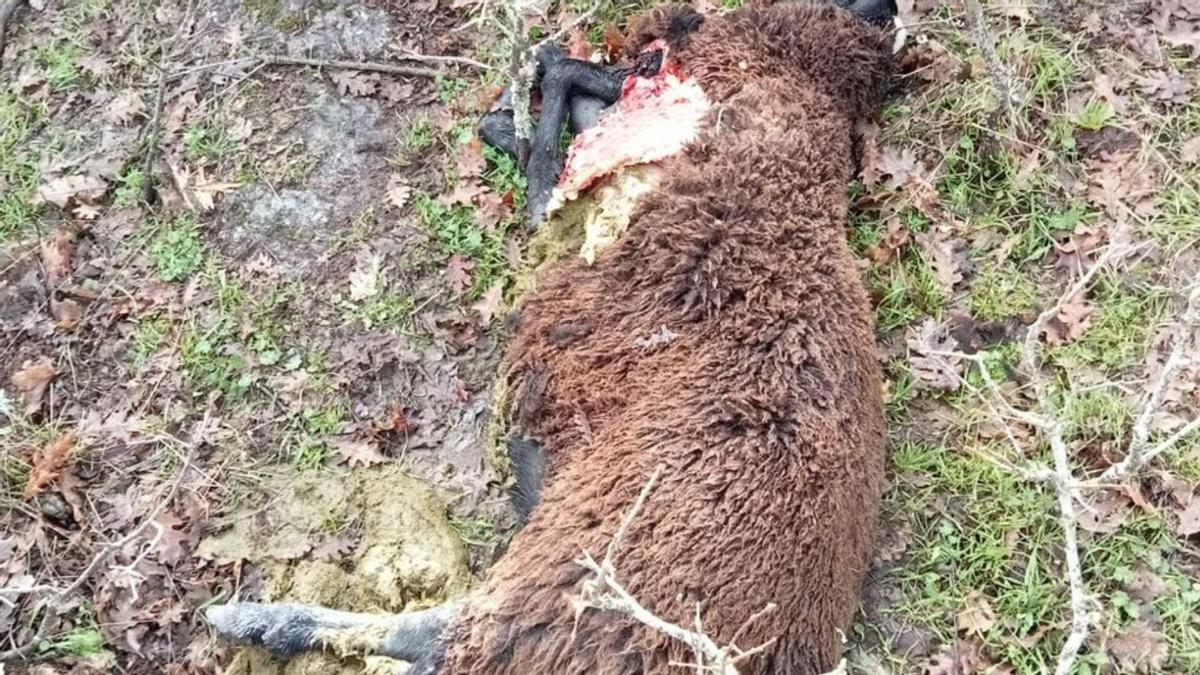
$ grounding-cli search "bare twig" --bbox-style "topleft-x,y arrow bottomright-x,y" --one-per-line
0,0 -> 26,67
261,54 -> 445,79
0,447 -> 195,662
571,465 -> 815,675
962,0 -> 1023,124
394,49 -> 492,71
140,49 -> 169,204
1101,272 -> 1200,480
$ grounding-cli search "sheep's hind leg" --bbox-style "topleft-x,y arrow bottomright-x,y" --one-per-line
206,601 -> 460,665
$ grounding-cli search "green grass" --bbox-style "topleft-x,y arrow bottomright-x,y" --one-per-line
112,166 -> 148,207
0,91 -> 43,242
405,116 -> 435,153
34,41 -> 82,91
881,441 -> 1200,674
1053,273 -> 1166,371
416,192 -> 510,298
968,262 -> 1042,321
183,122 -> 236,164
869,253 -> 946,331
148,216 -> 204,282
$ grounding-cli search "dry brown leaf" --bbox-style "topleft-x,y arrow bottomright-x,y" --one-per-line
51,298 -> 84,329
348,254 -> 384,301
471,280 -> 504,325
105,90 -> 147,125
33,175 -> 108,209
331,70 -> 379,97
41,228 -> 74,284
1077,489 -> 1130,534
445,254 -> 474,293
386,173 -> 412,209
1181,135 -> 1200,163
381,79 -> 415,103
332,437 -> 387,468
1136,69 -> 1194,103
565,27 -> 593,60
24,432 -> 78,498
925,639 -> 988,675
916,227 -> 965,293
907,319 -> 963,391
1042,293 -> 1094,346
456,137 -> 486,180
955,591 -> 995,637
1163,25 -> 1200,55
1174,494 -> 1200,537
12,357 -> 58,414
1108,621 -> 1169,673
866,217 -> 911,265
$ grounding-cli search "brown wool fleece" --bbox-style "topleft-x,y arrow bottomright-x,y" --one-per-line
442,3 -> 892,673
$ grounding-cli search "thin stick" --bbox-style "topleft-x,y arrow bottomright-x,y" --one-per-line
962,0 -> 1022,124
261,54 -> 444,79
140,49 -> 169,204
1101,273 -> 1200,480
0,0 -> 25,67
395,49 -> 491,71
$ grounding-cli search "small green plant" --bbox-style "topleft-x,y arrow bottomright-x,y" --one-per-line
40,627 -> 106,657
113,166 -> 147,207
968,262 -> 1041,321
35,42 -> 81,91
483,143 -> 527,208
451,514 -> 497,545
1075,99 -> 1115,131
415,192 -> 509,297
292,440 -> 330,471
132,314 -> 171,363
183,122 -> 236,163
149,217 -> 204,282
405,117 -> 435,152
435,77 -> 471,106
0,91 -> 42,242
179,320 -> 251,399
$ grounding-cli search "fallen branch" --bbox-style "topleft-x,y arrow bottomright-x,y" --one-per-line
962,0 -> 1023,125
0,0 -> 25,67
571,465 -> 822,675
140,49 -> 169,204
261,54 -> 445,79
1101,271 -> 1200,480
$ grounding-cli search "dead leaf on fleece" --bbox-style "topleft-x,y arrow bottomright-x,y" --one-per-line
24,432 -> 78,498
12,357 -> 58,414
332,437 -> 387,468
1041,293 -> 1094,346
565,27 -> 593,60
955,591 -> 995,638
471,280 -> 504,325
906,319 -> 964,391
1108,620 -> 1169,673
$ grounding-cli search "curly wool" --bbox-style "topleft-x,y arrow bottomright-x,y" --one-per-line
441,3 -> 893,673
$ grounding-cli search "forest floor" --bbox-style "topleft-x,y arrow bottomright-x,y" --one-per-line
1,1 -> 1199,674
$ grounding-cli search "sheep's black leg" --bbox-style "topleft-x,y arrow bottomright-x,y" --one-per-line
526,59 -> 640,225
837,0 -> 898,26
508,436 -> 546,522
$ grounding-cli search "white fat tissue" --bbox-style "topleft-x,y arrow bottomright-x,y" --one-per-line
546,65 -> 711,262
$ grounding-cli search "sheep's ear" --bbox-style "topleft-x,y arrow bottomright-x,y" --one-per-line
842,0 -> 897,27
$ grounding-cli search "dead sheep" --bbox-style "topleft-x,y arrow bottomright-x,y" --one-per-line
207,2 -> 896,673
